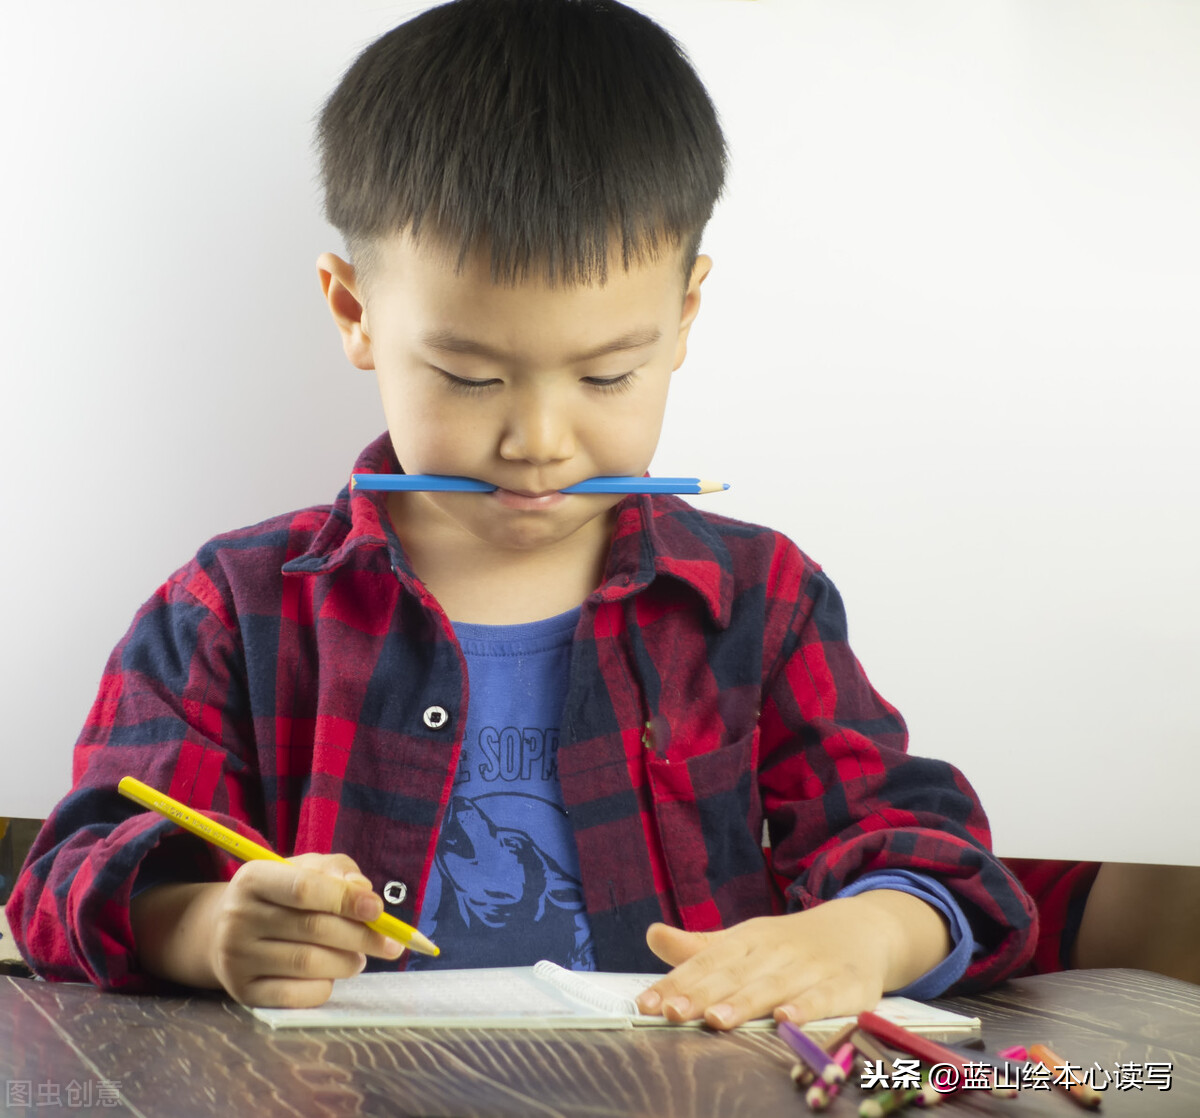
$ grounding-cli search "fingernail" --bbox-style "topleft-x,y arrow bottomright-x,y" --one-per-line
355,893 -> 382,921
707,1003 -> 733,1028
385,937 -> 405,958
354,953 -> 367,973
663,997 -> 691,1019
638,989 -> 662,1013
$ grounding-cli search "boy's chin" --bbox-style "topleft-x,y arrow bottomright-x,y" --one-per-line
470,501 -> 618,553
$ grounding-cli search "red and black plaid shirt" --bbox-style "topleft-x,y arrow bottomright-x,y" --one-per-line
8,434 -> 1036,990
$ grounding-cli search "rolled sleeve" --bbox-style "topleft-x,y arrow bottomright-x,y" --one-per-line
836,869 -> 976,998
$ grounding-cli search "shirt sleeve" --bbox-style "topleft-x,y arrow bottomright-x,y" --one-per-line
1001,858 -> 1101,974
756,560 -> 1038,993
4,560 -> 267,992
835,869 -> 977,999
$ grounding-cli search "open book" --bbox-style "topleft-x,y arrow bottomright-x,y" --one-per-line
247,962 -> 983,1039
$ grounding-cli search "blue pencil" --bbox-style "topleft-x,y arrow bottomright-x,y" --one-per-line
350,474 -> 729,495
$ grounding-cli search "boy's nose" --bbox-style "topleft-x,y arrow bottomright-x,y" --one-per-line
498,393 -> 575,465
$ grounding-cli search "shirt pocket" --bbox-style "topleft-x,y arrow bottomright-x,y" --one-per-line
643,727 -> 766,925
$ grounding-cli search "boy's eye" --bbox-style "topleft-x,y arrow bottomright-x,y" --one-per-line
437,369 -> 499,394
584,372 -> 638,394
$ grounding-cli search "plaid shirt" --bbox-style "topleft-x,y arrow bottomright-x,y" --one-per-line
8,434 -> 1036,990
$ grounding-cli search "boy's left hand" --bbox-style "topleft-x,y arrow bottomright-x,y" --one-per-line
634,890 -> 950,1030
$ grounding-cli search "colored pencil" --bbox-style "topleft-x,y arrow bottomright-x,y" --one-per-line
851,1027 -> 897,1077
350,473 -> 729,494
792,1023 -> 859,1092
352,474 -> 494,492
929,1039 -> 1020,1098
117,776 -> 439,957
913,1068 -> 947,1108
1028,1043 -> 1103,1109
806,1043 -> 857,1111
857,1014 -> 1017,1098
823,1021 -> 860,1055
790,1061 -> 816,1089
777,1021 -> 845,1086
858,1086 -> 923,1117
565,477 -> 728,494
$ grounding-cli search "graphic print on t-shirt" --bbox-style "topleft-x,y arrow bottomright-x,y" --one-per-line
409,607 -> 595,970
418,788 -> 593,969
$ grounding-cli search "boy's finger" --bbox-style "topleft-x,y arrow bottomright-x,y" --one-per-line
236,945 -> 373,1009
321,854 -> 373,889
238,860 -> 383,923
287,851 -> 369,885
345,888 -> 384,923
771,977 -> 858,1030
644,922 -> 719,966
637,927 -> 741,1017
701,967 -> 829,1030
247,939 -> 369,982
237,976 -> 337,1010
362,930 -> 407,960
267,907 -> 403,959
656,954 -> 775,1024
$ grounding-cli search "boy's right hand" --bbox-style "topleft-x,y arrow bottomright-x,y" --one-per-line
131,852 -> 406,1007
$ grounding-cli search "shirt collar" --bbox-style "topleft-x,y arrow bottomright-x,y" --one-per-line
594,492 -> 733,630
283,434 -> 733,629
280,433 -> 403,578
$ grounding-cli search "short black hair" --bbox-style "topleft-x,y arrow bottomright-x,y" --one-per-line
316,0 -> 726,288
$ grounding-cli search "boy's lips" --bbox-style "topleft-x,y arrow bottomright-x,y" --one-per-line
491,486 -> 569,510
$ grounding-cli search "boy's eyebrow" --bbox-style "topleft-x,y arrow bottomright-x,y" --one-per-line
419,327 -> 662,363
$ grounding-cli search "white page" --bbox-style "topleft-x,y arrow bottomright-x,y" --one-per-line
250,967 -> 618,1030
249,966 -> 981,1037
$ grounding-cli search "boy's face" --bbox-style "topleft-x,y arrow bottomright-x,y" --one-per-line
319,232 -> 710,558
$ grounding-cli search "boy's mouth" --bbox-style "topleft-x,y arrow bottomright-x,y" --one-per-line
491,487 -> 568,511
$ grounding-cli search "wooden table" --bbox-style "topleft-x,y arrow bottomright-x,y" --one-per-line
2,968 -> 1197,1116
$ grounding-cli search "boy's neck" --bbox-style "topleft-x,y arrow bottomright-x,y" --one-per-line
385,493 -> 615,625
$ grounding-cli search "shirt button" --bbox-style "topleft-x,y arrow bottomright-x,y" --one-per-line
423,705 -> 450,730
383,881 -> 407,905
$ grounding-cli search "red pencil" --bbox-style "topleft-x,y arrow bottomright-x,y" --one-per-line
857,1012 -> 973,1070
856,1012 -> 1014,1096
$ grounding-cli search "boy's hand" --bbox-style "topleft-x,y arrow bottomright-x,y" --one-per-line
634,890 -> 951,1030
131,853 -> 405,1007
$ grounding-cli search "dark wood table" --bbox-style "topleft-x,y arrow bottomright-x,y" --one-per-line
2,968 -> 1196,1116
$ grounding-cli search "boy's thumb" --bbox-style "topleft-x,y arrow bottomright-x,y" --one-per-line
645,922 -> 720,966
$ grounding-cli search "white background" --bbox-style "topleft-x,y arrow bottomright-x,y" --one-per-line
1,1 -> 1196,864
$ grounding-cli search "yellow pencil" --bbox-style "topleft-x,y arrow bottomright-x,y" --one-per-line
117,776 -> 439,957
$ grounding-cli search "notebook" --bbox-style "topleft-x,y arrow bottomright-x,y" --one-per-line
247,961 -> 983,1038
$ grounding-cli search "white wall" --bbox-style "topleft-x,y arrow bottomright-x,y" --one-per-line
2,1 -> 1197,864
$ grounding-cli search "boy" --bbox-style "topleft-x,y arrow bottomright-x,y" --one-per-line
8,0 -> 1035,1027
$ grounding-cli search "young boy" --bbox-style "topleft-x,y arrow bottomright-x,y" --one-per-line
8,0 -> 1035,1027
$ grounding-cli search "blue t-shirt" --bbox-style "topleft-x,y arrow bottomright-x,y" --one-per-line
410,607 -> 595,970
410,609 -> 974,995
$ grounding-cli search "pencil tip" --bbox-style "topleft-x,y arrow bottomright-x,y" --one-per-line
409,931 -> 440,957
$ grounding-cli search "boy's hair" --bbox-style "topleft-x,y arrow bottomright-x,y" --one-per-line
316,0 -> 726,289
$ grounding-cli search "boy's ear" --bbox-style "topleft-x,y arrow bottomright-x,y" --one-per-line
317,253 -> 374,370
673,254 -> 713,372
